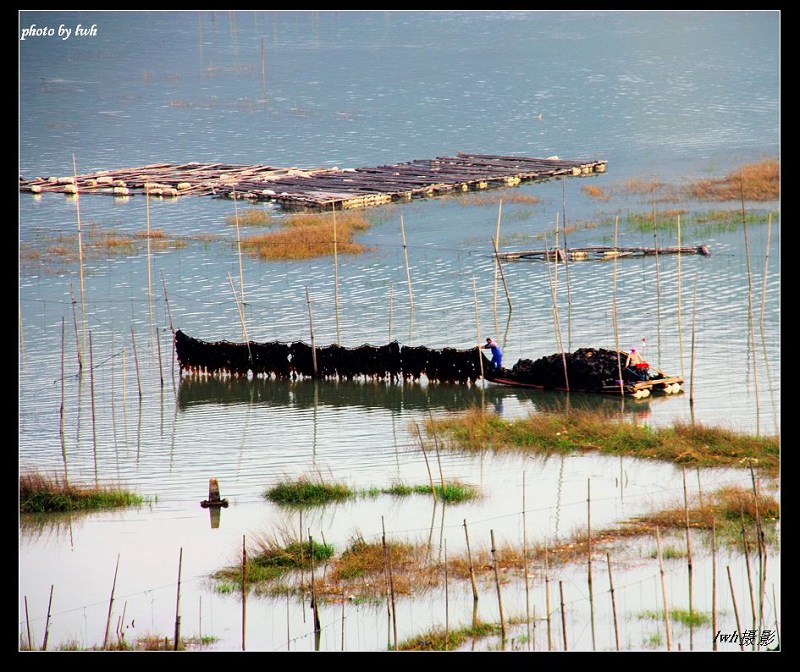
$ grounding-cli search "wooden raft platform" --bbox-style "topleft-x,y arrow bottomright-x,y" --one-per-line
496,244 -> 711,262
19,152 -> 607,211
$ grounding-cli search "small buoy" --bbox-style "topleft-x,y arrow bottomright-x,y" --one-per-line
177,182 -> 192,190
30,184 -> 42,193
63,184 -> 78,194
113,186 -> 129,196
112,179 -> 126,188
96,176 -> 114,185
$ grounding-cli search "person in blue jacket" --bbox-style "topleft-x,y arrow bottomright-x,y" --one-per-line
483,337 -> 503,369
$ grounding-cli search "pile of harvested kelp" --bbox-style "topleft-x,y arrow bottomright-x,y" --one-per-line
174,330 -> 485,383
499,347 -> 639,390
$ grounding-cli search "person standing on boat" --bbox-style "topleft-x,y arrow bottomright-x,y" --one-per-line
483,338 -> 503,369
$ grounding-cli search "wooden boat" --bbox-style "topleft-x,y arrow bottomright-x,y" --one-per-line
482,351 -> 684,399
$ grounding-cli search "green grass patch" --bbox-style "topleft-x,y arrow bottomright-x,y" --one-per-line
425,408 -> 778,475
618,208 -> 778,235
397,621 -> 501,651
380,480 -> 479,503
639,609 -> 711,628
20,471 -> 144,513
265,475 -> 353,506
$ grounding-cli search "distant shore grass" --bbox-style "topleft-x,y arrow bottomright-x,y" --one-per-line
240,211 -> 372,260
424,408 -> 779,475
594,158 -> 779,204
19,471 -> 144,514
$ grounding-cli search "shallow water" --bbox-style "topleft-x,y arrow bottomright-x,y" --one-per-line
19,10 -> 780,652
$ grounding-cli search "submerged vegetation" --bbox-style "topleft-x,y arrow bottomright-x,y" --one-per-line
424,408 -> 779,475
19,471 -> 144,514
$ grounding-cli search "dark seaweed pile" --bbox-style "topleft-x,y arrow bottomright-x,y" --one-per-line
500,347 -> 658,390
174,330 -> 486,383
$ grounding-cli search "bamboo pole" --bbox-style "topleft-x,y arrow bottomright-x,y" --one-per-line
232,187 -> 247,342
156,326 -> 164,387
73,154 -> 87,358
742,216 -> 760,430
612,216 -> 624,397
19,302 -> 24,366
428,408 -> 447,495
41,585 -> 54,651
174,547 -> 183,651
60,317 -> 65,438
490,529 -> 506,643
712,521 -> 718,651
69,281 -> 82,370
750,464 -> 767,640
587,478 -> 595,650
690,272 -> 699,405
381,518 -> 398,651
727,565 -> 745,651
444,539 -> 450,651
415,423 -> 437,504
228,272 -> 252,370
103,554 -> 120,649
400,214 -> 414,341
493,199 -> 502,334
491,235 -> 513,315
523,473 -> 531,651
25,596 -> 32,650
740,508 -> 757,632
472,274 -> 484,382
607,553 -> 620,651
309,533 -> 321,634
544,232 -> 569,391
241,537 -> 247,650
656,526 -> 672,650
388,282 -> 393,342
305,286 -> 318,377
130,326 -> 142,400
677,214 -> 684,376
89,332 -> 97,474
381,517 -> 392,649
286,588 -> 291,651
545,541 -> 552,651
333,204 -> 340,344
463,519 -> 479,606
652,186 -> 663,365
559,580 -> 567,651
146,180 -> 155,359
683,467 -> 694,649
561,181 -> 574,350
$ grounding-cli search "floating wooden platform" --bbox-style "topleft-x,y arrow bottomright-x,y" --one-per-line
19,152 -> 607,211
496,244 -> 711,262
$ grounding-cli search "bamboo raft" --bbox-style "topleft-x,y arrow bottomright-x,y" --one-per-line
19,152 -> 607,211
496,244 -> 711,262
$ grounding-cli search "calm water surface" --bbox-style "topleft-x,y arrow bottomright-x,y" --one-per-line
19,10 -> 780,652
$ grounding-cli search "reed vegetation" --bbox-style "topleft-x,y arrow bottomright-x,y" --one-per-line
265,475 -> 353,506
224,208 -> 273,227
425,408 -> 779,475
397,621 -> 501,651
19,471 -> 144,514
239,211 -> 372,260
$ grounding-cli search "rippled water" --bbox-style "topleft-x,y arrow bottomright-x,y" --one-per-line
19,10 -> 780,652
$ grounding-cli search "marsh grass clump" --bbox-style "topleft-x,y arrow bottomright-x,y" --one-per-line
686,158 -> 779,201
224,208 -> 274,227
425,408 -> 778,474
638,608 -> 711,628
381,480 -> 479,503
240,211 -> 372,260
620,208 -> 777,234
397,621 -> 500,651
19,471 -> 144,513
265,474 -> 353,506
213,530 -> 335,586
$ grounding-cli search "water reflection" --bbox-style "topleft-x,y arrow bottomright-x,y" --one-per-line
176,374 -> 661,420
